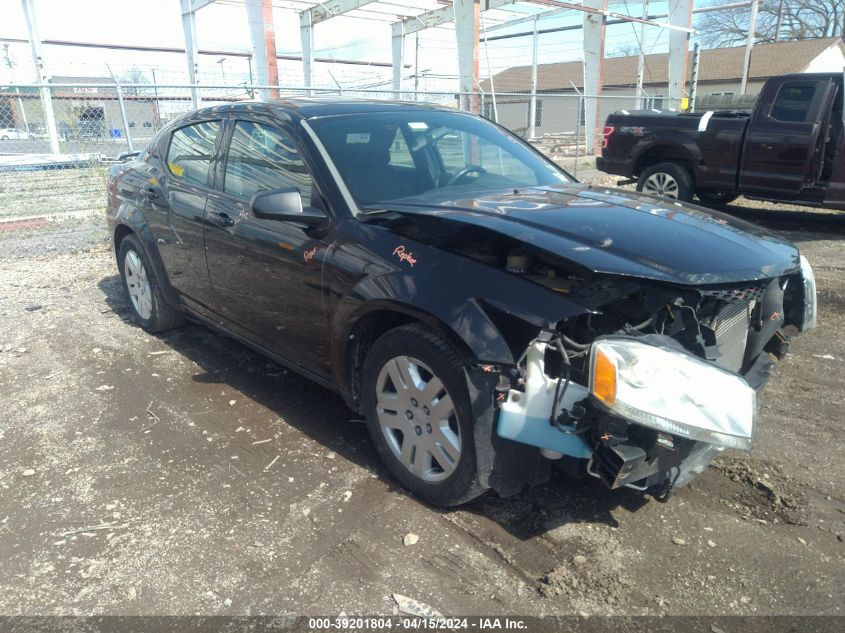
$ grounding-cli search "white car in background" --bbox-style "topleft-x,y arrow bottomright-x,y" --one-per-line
0,128 -> 31,140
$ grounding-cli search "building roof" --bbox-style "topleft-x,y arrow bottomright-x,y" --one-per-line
481,37 -> 843,93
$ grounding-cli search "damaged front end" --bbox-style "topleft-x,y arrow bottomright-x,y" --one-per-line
494,259 -> 818,500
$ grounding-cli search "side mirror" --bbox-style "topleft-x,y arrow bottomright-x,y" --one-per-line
251,187 -> 328,226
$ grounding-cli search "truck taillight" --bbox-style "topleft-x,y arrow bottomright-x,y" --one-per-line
602,125 -> 615,149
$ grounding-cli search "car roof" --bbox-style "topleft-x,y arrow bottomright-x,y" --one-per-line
188,97 -> 459,121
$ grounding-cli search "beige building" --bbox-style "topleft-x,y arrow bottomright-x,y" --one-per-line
0,76 -> 159,141
480,37 -> 845,138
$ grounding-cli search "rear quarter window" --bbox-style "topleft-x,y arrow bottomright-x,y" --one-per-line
166,120 -> 221,187
770,82 -> 821,123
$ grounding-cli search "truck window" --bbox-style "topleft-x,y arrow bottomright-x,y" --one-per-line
770,82 -> 821,123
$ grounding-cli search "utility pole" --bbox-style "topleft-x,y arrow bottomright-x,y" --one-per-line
636,0 -> 649,109
689,42 -> 700,111
414,33 -> 420,100
774,0 -> 785,42
740,0 -> 759,95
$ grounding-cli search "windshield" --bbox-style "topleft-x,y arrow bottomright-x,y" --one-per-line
307,110 -> 573,209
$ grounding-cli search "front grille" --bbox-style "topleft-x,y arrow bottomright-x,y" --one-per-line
712,299 -> 753,372
701,283 -> 767,304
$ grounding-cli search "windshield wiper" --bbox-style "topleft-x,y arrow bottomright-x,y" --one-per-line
358,207 -> 403,222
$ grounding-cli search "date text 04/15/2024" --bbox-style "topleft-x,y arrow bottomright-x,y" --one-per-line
306,618 -> 528,630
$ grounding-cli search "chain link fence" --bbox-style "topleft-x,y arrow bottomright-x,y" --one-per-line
0,81 -> 677,224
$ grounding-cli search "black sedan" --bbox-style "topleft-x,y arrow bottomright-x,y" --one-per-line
107,98 -> 817,506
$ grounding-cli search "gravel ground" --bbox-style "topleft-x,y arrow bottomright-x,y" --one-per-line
0,168 -> 843,618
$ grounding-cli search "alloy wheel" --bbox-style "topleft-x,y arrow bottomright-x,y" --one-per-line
124,249 -> 153,320
643,172 -> 680,199
374,355 -> 461,483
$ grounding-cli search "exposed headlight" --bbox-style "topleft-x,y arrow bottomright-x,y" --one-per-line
799,254 -> 817,331
589,337 -> 756,450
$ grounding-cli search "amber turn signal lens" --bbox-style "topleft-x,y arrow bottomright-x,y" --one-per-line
592,348 -> 617,407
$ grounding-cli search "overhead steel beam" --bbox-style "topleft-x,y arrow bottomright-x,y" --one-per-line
300,0 -> 379,91
527,0 -> 694,32
306,0 -> 380,25
396,0 -> 518,36
667,0 -> 693,104
582,0 -> 607,154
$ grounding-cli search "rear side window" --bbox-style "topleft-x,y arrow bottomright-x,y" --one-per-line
223,120 -> 312,204
770,82 -> 821,123
166,120 -> 220,187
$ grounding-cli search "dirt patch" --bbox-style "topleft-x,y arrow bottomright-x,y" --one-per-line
707,456 -> 808,526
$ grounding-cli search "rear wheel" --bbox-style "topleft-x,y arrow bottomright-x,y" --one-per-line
361,323 -> 487,506
117,234 -> 183,333
637,161 -> 694,202
696,190 -> 738,206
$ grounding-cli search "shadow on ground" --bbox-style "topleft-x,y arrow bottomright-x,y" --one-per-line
97,272 -> 652,542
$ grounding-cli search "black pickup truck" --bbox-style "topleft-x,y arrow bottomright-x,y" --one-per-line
597,72 -> 845,209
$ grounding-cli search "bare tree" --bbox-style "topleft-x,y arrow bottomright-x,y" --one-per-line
607,42 -> 642,58
696,0 -> 844,48
120,67 -> 150,96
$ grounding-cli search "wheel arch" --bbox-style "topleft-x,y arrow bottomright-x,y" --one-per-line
337,301 -> 480,413
112,218 -> 181,308
632,139 -> 700,182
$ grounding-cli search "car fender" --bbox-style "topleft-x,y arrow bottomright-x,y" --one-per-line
112,203 -> 181,308
326,222 -> 591,406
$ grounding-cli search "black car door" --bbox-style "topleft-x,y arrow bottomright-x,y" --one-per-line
740,78 -> 836,196
203,117 -> 333,376
148,119 -> 222,314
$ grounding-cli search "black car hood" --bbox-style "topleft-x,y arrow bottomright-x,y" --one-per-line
375,184 -> 801,285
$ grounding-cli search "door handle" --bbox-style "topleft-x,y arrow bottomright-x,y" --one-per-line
141,185 -> 159,200
211,212 -> 235,227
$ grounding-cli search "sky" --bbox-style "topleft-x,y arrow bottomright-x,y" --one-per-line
0,0 -> 690,93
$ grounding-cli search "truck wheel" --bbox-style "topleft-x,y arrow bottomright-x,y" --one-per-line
118,234 -> 184,333
361,323 -> 488,506
637,162 -> 694,202
696,190 -> 738,206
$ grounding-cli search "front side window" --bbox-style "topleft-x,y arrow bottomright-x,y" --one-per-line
223,120 -> 312,205
770,82 -> 821,123
309,110 -> 571,207
166,120 -> 220,187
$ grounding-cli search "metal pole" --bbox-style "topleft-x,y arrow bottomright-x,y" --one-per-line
480,12 -> 497,122
740,0 -> 759,95
636,0 -> 648,109
108,65 -> 133,153
15,87 -> 30,134
414,33 -> 420,101
570,81 -> 583,179
689,41 -> 700,111
20,0 -> 60,154
529,15 -> 539,139
180,0 -> 200,108
151,68 -> 161,126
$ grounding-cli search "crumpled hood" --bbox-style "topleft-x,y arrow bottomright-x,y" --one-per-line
379,184 -> 801,285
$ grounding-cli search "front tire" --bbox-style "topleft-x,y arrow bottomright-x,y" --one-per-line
637,161 -> 694,202
117,234 -> 183,333
361,323 -> 487,506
